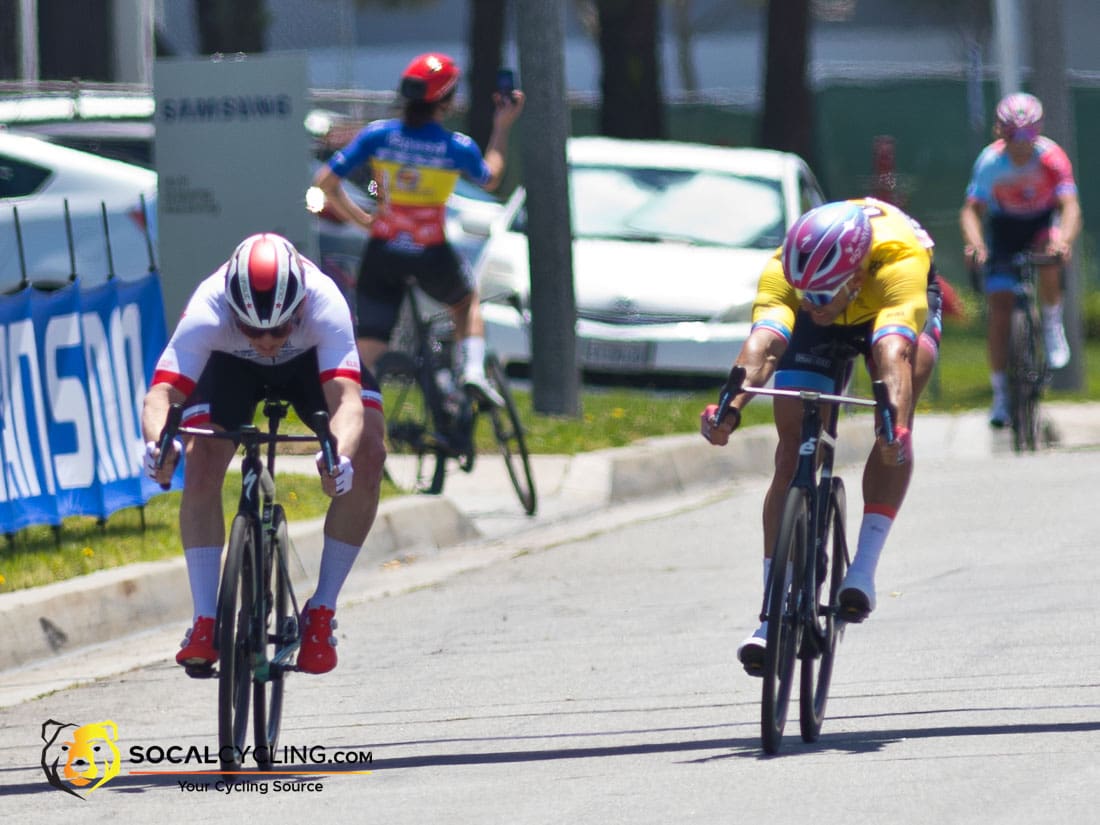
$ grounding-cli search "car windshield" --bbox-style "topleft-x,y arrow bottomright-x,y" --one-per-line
559,164 -> 786,249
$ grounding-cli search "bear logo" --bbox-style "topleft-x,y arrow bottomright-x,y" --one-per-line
41,719 -> 120,799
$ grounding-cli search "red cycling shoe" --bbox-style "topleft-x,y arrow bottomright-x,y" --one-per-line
298,602 -> 338,674
176,616 -> 217,667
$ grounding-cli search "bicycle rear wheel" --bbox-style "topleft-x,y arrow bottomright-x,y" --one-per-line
762,488 -> 807,755
217,514 -> 255,777
483,354 -> 537,515
375,351 -> 448,494
800,478 -> 847,743
1008,308 -> 1043,452
253,505 -> 291,770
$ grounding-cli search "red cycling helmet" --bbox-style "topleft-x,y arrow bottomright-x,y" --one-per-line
781,202 -> 873,299
400,53 -> 460,103
224,233 -> 306,330
995,92 -> 1043,139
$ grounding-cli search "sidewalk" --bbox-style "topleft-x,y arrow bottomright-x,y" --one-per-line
2,402 -> 1098,679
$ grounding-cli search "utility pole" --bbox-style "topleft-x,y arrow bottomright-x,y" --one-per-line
1028,0 -> 1083,390
515,0 -> 580,416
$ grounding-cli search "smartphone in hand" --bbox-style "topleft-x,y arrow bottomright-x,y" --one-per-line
496,68 -> 516,101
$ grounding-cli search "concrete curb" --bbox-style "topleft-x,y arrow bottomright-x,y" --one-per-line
3,401 -> 1099,674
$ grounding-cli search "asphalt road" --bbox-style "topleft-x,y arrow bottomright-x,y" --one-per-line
2,427 -> 1099,822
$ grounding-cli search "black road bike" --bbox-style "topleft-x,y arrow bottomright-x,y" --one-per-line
1004,251 -> 1057,452
157,398 -> 337,778
715,359 -> 897,754
374,284 -> 537,515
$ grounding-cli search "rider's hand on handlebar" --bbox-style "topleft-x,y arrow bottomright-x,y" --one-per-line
144,439 -> 182,486
1046,238 -> 1072,263
964,244 -> 988,269
700,403 -> 741,446
877,425 -> 911,466
316,452 -> 354,497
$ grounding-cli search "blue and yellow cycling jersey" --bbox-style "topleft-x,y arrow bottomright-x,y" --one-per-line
752,198 -> 931,348
328,119 -> 491,250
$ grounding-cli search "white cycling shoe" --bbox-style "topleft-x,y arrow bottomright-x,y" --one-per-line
838,568 -> 876,623
462,371 -> 504,408
736,626 -> 767,677
1044,322 -> 1071,370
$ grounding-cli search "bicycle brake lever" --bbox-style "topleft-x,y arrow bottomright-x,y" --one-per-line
309,411 -> 338,475
714,365 -> 746,428
871,380 -> 896,445
155,403 -> 184,491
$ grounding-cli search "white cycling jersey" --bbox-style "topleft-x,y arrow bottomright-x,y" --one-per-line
153,257 -> 361,397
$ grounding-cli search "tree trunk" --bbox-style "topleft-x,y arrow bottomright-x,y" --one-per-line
758,0 -> 814,164
596,0 -> 665,139
37,0 -> 113,81
673,0 -> 698,95
466,0 -> 507,153
194,0 -> 268,55
516,0 -> 580,417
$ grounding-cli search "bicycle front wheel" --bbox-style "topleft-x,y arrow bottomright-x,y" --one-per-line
484,354 -> 537,515
1008,307 -> 1043,452
253,505 -> 291,770
762,487 -> 807,755
375,351 -> 448,494
217,514 -> 255,777
800,477 -> 847,743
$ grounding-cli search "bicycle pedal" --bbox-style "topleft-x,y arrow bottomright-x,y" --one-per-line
184,664 -> 217,679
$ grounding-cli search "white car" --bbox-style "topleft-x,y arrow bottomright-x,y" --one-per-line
0,130 -> 157,292
473,137 -> 827,379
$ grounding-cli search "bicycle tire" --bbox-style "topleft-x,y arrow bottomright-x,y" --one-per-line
217,514 -> 254,777
762,487 -> 807,755
375,351 -> 448,494
253,505 -> 291,770
1008,308 -> 1042,452
800,477 -> 847,743
484,354 -> 537,515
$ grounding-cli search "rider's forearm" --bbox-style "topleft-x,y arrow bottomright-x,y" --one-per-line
873,336 -> 916,428
314,167 -> 373,233
483,129 -> 512,192
324,379 -> 364,459
1058,195 -> 1083,248
959,202 -> 986,252
733,329 -> 786,411
141,383 -> 183,443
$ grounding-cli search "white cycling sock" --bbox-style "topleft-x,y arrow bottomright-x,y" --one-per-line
310,535 -> 362,610
459,336 -> 487,380
1042,303 -> 1064,327
184,546 -> 222,620
990,371 -> 1007,397
850,512 -> 894,581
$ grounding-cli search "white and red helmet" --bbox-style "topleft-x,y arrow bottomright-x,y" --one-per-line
224,233 -> 306,329
781,202 -> 873,296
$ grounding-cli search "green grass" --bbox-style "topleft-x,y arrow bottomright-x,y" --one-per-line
3,314 -> 1098,593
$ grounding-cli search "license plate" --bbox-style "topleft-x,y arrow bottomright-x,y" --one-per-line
581,339 -> 653,371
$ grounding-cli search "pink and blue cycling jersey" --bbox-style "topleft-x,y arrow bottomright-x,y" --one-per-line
964,137 -> 1077,218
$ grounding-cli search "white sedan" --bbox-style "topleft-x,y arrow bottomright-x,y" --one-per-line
473,137 -> 826,379
0,130 -> 157,291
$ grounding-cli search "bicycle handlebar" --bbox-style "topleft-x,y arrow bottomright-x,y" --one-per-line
155,403 -> 339,482
713,365 -> 894,444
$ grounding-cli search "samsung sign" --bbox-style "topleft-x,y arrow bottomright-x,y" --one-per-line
159,94 -> 294,122
154,54 -> 313,325
0,274 -> 176,532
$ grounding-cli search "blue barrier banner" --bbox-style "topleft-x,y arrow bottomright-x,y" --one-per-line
0,273 -> 174,533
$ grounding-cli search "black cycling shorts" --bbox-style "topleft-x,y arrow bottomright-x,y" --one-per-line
356,238 -> 474,341
182,349 -> 331,431
775,271 -> 942,393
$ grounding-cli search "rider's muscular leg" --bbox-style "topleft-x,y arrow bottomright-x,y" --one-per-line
762,397 -> 803,557
179,435 -> 235,549
986,291 -> 1013,373
323,408 -> 386,547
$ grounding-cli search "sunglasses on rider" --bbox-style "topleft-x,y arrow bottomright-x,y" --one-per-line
1005,125 -> 1040,143
802,282 -> 851,308
236,318 -> 296,339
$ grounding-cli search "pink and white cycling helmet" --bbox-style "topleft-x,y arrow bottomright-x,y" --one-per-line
995,92 -> 1043,139
781,201 -> 873,301
224,233 -> 306,331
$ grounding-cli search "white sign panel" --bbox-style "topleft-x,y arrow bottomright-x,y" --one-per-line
154,53 -> 314,326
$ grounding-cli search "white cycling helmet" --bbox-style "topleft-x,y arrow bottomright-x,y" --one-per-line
224,233 -> 306,329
